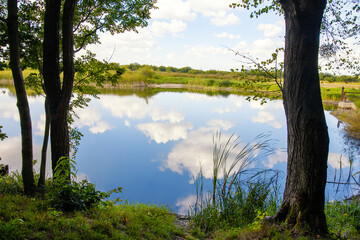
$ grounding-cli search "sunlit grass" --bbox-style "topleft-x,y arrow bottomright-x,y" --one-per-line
0,173 -> 185,239
0,69 -> 38,80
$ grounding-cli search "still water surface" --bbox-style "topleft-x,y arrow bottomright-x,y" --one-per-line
0,87 -> 359,213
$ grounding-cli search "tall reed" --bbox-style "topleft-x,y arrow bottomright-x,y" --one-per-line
190,131 -> 282,232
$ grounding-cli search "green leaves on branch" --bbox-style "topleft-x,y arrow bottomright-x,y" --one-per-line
230,0 -> 282,18
0,126 -> 7,141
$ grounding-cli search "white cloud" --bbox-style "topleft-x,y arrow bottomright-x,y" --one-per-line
185,45 -> 229,59
263,149 -> 287,168
150,109 -> 185,123
211,107 -> 234,114
207,119 -> 234,131
0,137 -> 51,175
214,32 -> 241,40
328,152 -> 350,169
252,38 -> 276,50
35,114 -> 46,136
150,20 -> 188,37
73,108 -> 101,128
176,194 -> 197,215
136,122 -> 193,144
251,111 -> 283,129
84,29 -> 155,63
100,95 -> 151,120
257,23 -> 283,38
72,106 -> 113,134
210,13 -> 240,26
89,121 -> 113,134
190,0 -> 238,14
0,97 -> 19,121
161,129 -> 250,181
151,0 -> 196,20
124,120 -> 131,127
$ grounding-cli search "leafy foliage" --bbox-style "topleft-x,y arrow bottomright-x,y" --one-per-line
48,157 -> 122,212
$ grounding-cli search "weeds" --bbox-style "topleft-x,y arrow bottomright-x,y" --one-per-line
190,132 -> 281,234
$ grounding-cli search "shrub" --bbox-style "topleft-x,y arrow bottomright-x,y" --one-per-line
48,157 -> 121,212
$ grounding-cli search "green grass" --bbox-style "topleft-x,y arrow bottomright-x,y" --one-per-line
0,194 -> 184,240
0,69 -> 38,80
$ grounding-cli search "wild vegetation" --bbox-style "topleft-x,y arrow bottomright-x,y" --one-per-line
1,0 -> 360,238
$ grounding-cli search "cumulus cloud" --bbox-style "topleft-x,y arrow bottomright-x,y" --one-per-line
257,23 -> 283,38
176,194 -> 197,215
0,137 -> 51,174
151,0 -> 196,20
83,29 -> 155,63
210,12 -> 241,26
185,45 -> 229,59
211,107 -> 235,114
72,106 -> 113,134
150,20 -> 188,37
150,109 -> 185,123
136,122 -> 193,144
207,119 -> 234,131
100,95 -> 151,120
251,111 -> 283,129
89,121 -> 113,134
0,96 -> 19,121
161,129 -> 250,181
190,0 -> 239,15
214,32 -> 241,40
263,149 -> 287,168
328,152 -> 350,169
35,114 -> 46,136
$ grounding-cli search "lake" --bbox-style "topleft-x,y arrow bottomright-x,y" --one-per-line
0,87 -> 359,214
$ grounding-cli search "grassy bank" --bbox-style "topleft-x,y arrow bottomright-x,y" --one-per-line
1,172 -> 359,239
0,194 -> 184,240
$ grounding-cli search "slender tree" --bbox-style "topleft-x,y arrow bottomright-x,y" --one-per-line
5,0 -> 35,195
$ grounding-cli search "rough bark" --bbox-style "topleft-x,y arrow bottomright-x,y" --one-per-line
43,0 -> 77,173
270,0 -> 329,235
7,0 -> 35,195
43,0 -> 61,172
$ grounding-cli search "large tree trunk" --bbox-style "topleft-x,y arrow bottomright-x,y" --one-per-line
43,0 -> 61,172
271,0 -> 329,235
43,0 -> 76,173
7,0 -> 35,195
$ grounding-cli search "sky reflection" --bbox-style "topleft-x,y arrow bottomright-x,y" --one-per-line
0,87 -> 359,213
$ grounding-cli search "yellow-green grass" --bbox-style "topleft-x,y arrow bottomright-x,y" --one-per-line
0,69 -> 38,80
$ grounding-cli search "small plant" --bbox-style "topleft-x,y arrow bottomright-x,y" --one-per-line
48,157 -> 122,212
0,171 -> 24,194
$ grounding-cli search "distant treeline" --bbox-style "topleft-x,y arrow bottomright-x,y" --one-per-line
124,62 -> 359,83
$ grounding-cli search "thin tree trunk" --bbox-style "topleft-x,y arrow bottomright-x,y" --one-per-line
7,0 -> 35,195
38,97 -> 50,188
270,0 -> 329,235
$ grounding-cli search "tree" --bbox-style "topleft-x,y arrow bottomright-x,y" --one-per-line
1,0 -> 156,183
273,0 -> 329,234
230,0 -> 342,234
42,0 -> 156,172
4,0 -> 36,195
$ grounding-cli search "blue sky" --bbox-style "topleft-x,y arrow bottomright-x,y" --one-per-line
84,0 -> 285,71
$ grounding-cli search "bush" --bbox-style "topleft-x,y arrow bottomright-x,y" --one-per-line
48,157 -> 121,212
